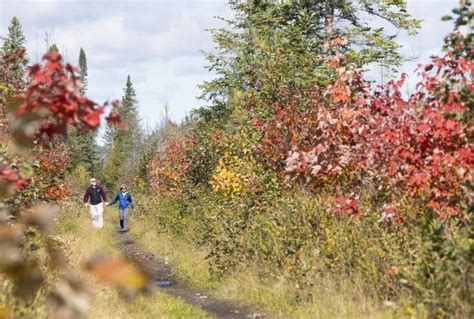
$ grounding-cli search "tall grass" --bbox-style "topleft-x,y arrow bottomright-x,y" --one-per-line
55,201 -> 208,319
130,190 -> 472,318
129,200 -> 397,319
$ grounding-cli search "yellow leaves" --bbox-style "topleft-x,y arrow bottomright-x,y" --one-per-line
0,305 -> 9,319
210,152 -> 255,198
231,89 -> 245,106
86,254 -> 150,299
254,36 -> 269,51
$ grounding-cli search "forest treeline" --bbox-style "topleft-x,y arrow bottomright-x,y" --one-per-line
0,1 -> 472,318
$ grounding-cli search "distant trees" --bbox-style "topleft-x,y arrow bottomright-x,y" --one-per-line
103,75 -> 143,188
66,48 -> 100,177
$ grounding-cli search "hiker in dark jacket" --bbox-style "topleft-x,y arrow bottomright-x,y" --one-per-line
83,178 -> 107,228
106,184 -> 133,232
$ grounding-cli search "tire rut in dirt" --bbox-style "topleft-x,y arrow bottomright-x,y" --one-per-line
115,231 -> 268,319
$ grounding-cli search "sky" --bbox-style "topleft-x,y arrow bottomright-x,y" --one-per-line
0,0 -> 460,141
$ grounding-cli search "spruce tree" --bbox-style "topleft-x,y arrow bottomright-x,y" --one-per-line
103,122 -> 116,151
78,47 -> 88,94
2,17 -> 27,55
48,44 -> 59,53
103,75 -> 142,188
66,48 -> 99,176
1,16 -> 28,116
135,126 -> 161,192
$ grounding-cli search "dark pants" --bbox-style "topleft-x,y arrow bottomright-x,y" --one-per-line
119,208 -> 129,231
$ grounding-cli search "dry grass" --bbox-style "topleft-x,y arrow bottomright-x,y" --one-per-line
130,214 -> 398,319
55,201 -> 208,319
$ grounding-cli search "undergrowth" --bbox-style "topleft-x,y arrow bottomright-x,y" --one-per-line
130,191 -> 473,318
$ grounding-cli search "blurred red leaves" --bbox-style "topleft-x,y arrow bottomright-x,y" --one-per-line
86,254 -> 151,299
12,52 -> 122,149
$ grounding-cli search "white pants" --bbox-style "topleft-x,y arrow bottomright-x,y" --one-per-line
89,203 -> 104,228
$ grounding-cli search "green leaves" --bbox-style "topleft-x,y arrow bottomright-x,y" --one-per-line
18,163 -> 34,180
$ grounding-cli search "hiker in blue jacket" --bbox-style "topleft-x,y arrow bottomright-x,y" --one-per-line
106,184 -> 133,232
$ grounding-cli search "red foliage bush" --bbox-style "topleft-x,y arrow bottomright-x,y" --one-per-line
32,142 -> 71,200
254,32 -> 473,217
148,135 -> 196,193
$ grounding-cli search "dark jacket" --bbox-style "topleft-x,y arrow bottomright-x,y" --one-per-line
109,191 -> 133,209
83,185 -> 107,205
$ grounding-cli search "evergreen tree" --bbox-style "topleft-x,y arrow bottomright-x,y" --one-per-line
2,17 -> 27,55
101,119 -> 116,183
102,121 -> 116,151
48,44 -> 59,52
135,127 -> 160,192
197,0 -> 420,124
1,16 -> 28,116
66,48 -> 99,177
78,47 -> 88,94
103,75 -> 142,188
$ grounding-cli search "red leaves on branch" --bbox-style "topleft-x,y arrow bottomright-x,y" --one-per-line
33,143 -> 71,200
3,52 -> 123,199
83,110 -> 104,127
148,135 -> 195,193
0,165 -> 28,197
333,196 -> 361,216
13,52 -> 122,145
257,63 -> 371,187
364,31 -> 473,216
253,31 -> 473,218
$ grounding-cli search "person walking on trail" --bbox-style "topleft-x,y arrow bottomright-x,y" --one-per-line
106,184 -> 133,232
83,178 -> 107,229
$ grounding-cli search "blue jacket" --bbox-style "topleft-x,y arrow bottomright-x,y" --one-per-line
109,191 -> 133,209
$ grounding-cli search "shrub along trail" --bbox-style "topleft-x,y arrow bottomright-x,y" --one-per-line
116,230 -> 268,319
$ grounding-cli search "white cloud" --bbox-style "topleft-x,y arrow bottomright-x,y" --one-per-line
0,0 -> 463,141
365,0 -> 459,88
1,0 -> 231,135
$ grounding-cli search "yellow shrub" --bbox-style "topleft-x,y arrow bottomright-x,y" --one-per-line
210,152 -> 255,198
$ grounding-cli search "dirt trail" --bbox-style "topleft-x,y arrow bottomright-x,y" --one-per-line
116,231 -> 268,319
